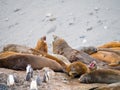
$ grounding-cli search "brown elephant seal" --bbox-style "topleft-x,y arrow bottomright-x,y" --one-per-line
98,41 -> 120,48
49,54 -> 97,78
3,44 -> 34,54
34,36 -> 48,53
79,69 -> 120,84
91,50 -> 120,66
0,53 -> 63,72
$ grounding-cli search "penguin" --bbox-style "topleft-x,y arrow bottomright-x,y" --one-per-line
7,74 -> 15,86
30,80 -> 38,90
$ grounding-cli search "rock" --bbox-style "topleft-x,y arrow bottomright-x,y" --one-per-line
82,39 -> 87,44
0,84 -> 8,90
14,8 -> 21,12
49,17 -> 56,21
86,26 -> 93,31
4,18 -> 9,21
94,7 -> 100,12
89,12 -> 94,15
103,26 -> 108,30
79,35 -> 86,39
46,13 -> 53,17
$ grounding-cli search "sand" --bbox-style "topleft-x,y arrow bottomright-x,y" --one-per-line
0,0 -> 120,89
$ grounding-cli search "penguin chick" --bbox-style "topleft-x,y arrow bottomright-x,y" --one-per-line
26,64 -> 33,75
26,72 -> 32,81
26,64 -> 33,81
7,74 -> 15,86
36,75 -> 42,86
30,80 -> 38,90
43,70 -> 50,83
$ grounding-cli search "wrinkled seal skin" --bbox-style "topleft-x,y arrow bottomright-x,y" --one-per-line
0,53 -> 63,72
79,69 -> 120,84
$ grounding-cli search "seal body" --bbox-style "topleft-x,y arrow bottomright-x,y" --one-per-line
90,82 -> 120,90
0,54 -> 63,72
79,69 -> 120,84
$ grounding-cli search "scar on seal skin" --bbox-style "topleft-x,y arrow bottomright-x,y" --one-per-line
0,53 -> 63,72
79,69 -> 120,84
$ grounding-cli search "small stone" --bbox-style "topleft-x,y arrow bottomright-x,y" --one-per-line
49,17 -> 56,21
103,26 -> 108,29
82,39 -> 87,44
4,18 -> 9,21
47,25 -> 56,34
46,13 -> 53,17
86,26 -> 93,31
94,7 -> 99,11
14,8 -> 21,12
89,12 -> 94,15
79,35 -> 85,38
69,22 -> 74,25
97,20 -> 103,24
19,12 -> 25,15
0,84 -> 8,90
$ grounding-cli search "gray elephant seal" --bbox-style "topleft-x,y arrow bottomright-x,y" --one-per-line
79,69 -> 120,84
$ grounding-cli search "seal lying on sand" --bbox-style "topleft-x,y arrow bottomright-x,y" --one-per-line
0,52 -> 63,72
1,42 -> 92,78
79,69 -> 120,84
90,82 -> 120,90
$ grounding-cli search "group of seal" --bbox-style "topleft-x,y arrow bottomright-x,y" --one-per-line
0,35 -> 120,89
52,35 -> 120,86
